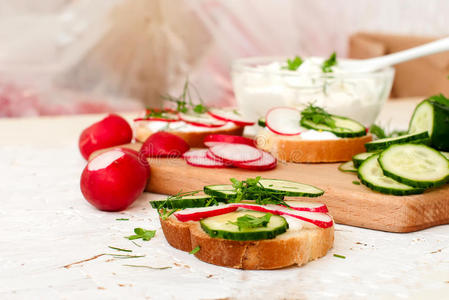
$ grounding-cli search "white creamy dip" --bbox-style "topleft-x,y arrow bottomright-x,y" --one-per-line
232,57 -> 394,133
137,120 -> 236,132
263,127 -> 339,141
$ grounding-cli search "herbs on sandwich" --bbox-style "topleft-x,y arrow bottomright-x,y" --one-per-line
282,56 -> 304,71
161,79 -> 207,114
228,213 -> 272,231
322,52 -> 337,73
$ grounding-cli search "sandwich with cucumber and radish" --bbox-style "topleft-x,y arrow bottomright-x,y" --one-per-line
151,177 -> 334,270
342,94 -> 449,195
256,104 -> 372,163
134,81 -> 254,147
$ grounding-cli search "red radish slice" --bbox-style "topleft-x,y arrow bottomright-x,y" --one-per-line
140,132 -> 190,158
229,203 -> 333,228
282,201 -> 328,213
205,150 -> 234,166
174,204 -> 238,222
209,144 -> 262,163
178,113 -> 227,128
80,150 -> 147,211
203,134 -> 256,148
79,114 -> 133,160
234,151 -> 277,171
185,155 -> 227,168
275,207 -> 333,228
182,149 -> 209,159
208,108 -> 255,126
265,106 -> 302,136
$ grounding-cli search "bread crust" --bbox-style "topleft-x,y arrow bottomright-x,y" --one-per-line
160,216 -> 334,270
135,124 -> 244,147
256,130 -> 372,163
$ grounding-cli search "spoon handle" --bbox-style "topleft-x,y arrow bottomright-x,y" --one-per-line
365,36 -> 449,69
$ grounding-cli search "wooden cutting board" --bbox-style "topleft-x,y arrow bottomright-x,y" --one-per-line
95,143 -> 449,233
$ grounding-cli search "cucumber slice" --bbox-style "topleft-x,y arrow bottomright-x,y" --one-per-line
258,179 -> 324,197
357,154 -> 424,195
204,184 -> 236,199
150,195 -> 221,209
352,152 -> 376,168
300,116 -> 366,138
200,211 -> 288,241
365,131 -> 429,152
441,151 -> 449,160
258,117 -> 266,127
409,98 -> 449,151
338,161 -> 357,173
378,144 -> 449,188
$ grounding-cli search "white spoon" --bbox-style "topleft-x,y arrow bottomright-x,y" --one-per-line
342,36 -> 449,72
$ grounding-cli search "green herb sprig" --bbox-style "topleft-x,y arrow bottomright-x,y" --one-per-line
228,213 -> 272,231
322,52 -> 337,73
229,177 -> 288,206
126,228 -> 156,241
189,246 -> 201,255
369,124 -> 408,140
161,80 -> 207,114
282,56 -> 303,71
301,104 -> 337,129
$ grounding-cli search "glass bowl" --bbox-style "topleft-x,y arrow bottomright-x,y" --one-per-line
231,56 -> 395,128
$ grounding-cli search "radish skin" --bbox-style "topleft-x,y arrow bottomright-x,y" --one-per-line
78,114 -> 133,160
140,132 -> 190,158
80,150 -> 147,211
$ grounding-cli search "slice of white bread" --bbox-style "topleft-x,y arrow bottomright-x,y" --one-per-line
256,129 -> 372,163
135,123 -> 244,147
160,215 -> 334,270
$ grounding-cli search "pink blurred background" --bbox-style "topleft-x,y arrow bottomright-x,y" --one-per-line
1,0 -> 449,117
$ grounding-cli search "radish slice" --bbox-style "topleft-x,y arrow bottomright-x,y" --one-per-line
178,113 -> 227,128
265,107 -> 302,136
182,149 -> 209,159
229,203 -> 333,228
282,201 -> 328,213
174,204 -> 238,222
208,108 -> 255,126
234,151 -> 277,171
209,144 -> 262,163
185,154 -> 227,168
203,134 -> 256,148
205,150 -> 234,166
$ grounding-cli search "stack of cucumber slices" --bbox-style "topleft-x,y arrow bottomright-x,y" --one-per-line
343,94 -> 449,195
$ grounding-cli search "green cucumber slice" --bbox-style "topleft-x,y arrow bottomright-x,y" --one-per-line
258,117 -> 266,127
409,97 -> 449,151
365,131 -> 429,152
300,115 -> 366,138
352,152 -> 376,168
338,161 -> 357,173
204,184 -> 236,199
150,195 -> 221,209
357,154 -> 424,195
378,144 -> 449,188
200,211 -> 288,241
441,151 -> 449,160
258,178 -> 324,197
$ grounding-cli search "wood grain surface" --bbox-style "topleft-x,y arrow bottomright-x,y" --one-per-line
93,143 -> 449,233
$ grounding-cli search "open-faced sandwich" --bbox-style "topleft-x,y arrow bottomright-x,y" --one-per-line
150,177 -> 334,270
256,104 -> 372,163
134,81 -> 254,147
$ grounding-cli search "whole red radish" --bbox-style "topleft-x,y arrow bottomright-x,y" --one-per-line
80,149 -> 147,211
139,132 -> 190,158
79,114 -> 132,160
112,147 -> 151,179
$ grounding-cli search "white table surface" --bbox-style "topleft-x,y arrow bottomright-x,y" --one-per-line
1,98 -> 448,300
